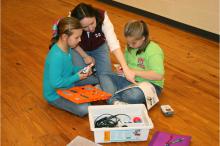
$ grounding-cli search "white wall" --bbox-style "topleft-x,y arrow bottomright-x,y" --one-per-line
114,0 -> 219,35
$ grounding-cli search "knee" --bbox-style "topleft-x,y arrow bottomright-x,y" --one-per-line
122,88 -> 145,103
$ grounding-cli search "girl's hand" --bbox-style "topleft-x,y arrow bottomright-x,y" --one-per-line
123,67 -> 137,84
83,55 -> 95,65
78,70 -> 91,80
87,69 -> 93,76
78,72 -> 88,80
78,64 -> 94,80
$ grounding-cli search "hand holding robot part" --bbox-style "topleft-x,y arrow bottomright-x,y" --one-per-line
81,63 -> 94,74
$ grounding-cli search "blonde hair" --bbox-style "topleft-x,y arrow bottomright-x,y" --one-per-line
124,20 -> 150,55
124,20 -> 149,38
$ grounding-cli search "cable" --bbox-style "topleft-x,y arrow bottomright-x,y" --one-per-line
94,114 -> 131,128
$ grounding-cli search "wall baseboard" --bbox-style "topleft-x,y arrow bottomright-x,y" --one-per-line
99,0 -> 219,42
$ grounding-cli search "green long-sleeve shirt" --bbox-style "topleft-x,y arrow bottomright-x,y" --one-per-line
43,44 -> 81,102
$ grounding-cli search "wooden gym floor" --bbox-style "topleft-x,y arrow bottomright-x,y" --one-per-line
1,0 -> 219,145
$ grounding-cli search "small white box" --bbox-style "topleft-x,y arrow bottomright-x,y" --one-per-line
88,104 -> 153,143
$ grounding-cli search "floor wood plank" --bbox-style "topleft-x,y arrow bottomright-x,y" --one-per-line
2,0 -> 219,145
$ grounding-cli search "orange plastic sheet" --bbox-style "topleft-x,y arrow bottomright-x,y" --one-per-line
57,85 -> 112,104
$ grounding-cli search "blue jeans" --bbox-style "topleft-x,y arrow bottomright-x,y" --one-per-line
99,73 -> 162,104
72,43 -> 113,83
49,76 -> 99,117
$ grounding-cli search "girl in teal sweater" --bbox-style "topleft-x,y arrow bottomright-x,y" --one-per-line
43,17 -> 98,117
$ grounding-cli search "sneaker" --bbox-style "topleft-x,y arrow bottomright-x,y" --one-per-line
113,100 -> 128,105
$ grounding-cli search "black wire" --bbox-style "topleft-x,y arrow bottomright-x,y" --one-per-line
94,114 -> 131,128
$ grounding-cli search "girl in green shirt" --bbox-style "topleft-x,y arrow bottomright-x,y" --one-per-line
100,20 -> 164,105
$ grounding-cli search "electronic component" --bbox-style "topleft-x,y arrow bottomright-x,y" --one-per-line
81,63 -> 94,74
133,117 -> 142,123
94,114 -> 131,128
160,105 -> 174,116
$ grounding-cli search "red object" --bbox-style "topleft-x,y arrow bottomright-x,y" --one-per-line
57,85 -> 112,104
133,117 -> 142,123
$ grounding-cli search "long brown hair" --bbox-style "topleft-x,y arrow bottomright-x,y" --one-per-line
124,20 -> 150,55
49,17 -> 82,49
71,3 -> 103,30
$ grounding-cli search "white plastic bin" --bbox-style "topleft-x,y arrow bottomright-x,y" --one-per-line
88,104 -> 153,143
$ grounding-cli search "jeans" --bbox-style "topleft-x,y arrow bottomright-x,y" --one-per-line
99,73 -> 162,104
72,43 -> 113,84
49,76 -> 99,117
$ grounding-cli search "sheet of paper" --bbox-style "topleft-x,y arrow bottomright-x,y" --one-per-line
67,136 -> 102,146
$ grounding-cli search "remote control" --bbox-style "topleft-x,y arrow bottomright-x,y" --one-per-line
160,105 -> 174,116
